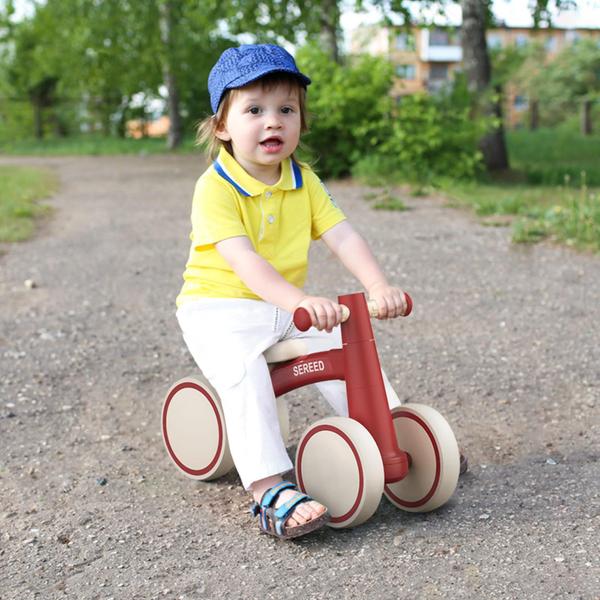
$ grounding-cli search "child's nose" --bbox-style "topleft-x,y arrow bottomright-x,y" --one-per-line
265,112 -> 282,128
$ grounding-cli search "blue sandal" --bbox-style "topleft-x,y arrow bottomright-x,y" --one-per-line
250,481 -> 330,539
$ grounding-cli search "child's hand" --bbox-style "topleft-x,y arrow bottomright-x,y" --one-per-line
367,283 -> 408,319
295,296 -> 344,332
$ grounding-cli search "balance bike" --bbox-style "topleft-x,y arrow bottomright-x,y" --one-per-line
162,292 -> 460,528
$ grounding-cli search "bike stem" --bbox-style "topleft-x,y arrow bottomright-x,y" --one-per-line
339,293 -> 410,484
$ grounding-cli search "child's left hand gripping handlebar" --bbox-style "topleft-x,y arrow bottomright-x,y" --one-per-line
293,293 -> 413,332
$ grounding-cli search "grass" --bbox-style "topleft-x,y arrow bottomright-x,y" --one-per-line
357,126 -> 600,253
439,174 -> 600,252
507,127 -> 600,186
0,166 -> 58,242
0,134 -> 197,156
363,188 -> 408,211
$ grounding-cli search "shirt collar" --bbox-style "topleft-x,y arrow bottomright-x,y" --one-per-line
213,147 -> 303,197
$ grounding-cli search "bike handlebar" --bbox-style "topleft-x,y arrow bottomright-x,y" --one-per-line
293,293 -> 413,332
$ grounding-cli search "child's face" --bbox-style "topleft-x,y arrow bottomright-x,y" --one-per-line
215,82 -> 302,183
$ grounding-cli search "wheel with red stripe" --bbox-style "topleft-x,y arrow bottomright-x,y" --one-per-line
161,377 -> 234,481
384,404 -> 459,512
295,416 -> 384,529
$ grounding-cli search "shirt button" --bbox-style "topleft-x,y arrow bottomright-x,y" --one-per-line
267,214 -> 275,224
265,191 -> 272,198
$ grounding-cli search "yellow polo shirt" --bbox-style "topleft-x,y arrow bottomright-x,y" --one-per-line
176,148 -> 346,306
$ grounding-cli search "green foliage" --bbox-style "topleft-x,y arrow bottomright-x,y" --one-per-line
296,44 -> 394,178
0,0 -> 231,144
353,77 -> 487,185
0,166 -> 57,242
496,37 -> 600,129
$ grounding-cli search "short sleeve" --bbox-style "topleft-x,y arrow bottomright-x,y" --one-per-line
190,174 -> 247,251
305,169 -> 346,240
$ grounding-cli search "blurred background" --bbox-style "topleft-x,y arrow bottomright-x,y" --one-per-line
1,0 -> 599,250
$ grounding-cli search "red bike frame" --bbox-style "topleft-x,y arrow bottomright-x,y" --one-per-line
270,292 -> 410,484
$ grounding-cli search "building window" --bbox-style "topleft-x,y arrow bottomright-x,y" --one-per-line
429,64 -> 448,80
545,35 -> 556,51
429,28 -> 459,47
430,28 -> 450,46
515,34 -> 529,48
487,34 -> 503,49
396,64 -> 416,80
565,30 -> 581,44
395,32 -> 415,51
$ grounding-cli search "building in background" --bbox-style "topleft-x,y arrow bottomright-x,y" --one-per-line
351,24 -> 600,128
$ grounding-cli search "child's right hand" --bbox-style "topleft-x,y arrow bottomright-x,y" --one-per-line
295,296 -> 344,332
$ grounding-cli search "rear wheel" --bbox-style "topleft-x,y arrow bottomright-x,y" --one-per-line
162,377 -> 234,480
384,404 -> 459,512
162,378 -> 290,481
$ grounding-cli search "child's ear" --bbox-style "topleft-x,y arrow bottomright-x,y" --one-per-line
214,119 -> 231,142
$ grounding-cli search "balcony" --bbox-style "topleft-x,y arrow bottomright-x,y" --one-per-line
419,28 -> 463,62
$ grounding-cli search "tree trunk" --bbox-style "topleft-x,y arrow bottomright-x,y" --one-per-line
32,100 -> 43,139
529,99 -> 539,130
159,0 -> 182,150
460,0 -> 509,170
318,0 -> 341,64
581,99 -> 592,136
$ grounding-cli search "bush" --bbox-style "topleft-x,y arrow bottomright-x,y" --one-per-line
296,45 -> 394,178
352,79 -> 487,185
384,80 -> 486,183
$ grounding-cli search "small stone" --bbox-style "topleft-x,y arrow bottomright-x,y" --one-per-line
96,477 -> 108,486
546,458 -> 558,465
24,279 -> 37,289
479,513 -> 490,520
554,556 -> 564,562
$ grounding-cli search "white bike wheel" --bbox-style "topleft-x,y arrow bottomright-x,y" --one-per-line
384,404 -> 459,512
295,417 -> 384,529
162,377 -> 234,480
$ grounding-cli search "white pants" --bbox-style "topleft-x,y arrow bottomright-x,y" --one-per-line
176,298 -> 400,490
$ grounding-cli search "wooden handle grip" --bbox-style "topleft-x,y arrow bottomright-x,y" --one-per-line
293,293 -> 412,331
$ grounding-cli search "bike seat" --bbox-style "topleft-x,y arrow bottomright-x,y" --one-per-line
264,339 -> 310,364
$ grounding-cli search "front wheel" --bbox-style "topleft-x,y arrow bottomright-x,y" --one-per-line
295,416 -> 384,529
384,404 -> 459,512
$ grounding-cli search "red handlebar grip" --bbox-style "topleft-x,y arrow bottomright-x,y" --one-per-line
404,293 -> 413,316
293,307 -> 312,331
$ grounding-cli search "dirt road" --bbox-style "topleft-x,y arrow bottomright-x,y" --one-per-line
1,155 -> 598,599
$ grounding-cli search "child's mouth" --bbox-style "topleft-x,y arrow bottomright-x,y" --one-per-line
260,137 -> 284,153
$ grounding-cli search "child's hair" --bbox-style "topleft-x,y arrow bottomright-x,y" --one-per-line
196,72 -> 309,160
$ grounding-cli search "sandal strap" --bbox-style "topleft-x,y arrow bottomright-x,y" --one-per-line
259,480 -> 296,509
270,493 -> 313,537
273,492 -> 312,522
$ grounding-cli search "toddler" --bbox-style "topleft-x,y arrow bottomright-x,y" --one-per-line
176,44 -> 408,539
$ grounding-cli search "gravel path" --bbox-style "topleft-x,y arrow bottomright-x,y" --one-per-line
0,155 -> 598,600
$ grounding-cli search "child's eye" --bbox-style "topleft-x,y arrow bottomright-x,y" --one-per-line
248,107 -> 261,114
281,106 -> 295,114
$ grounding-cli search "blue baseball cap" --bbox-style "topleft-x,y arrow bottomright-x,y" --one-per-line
208,44 -> 311,113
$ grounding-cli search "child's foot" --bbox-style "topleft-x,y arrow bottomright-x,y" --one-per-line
269,487 -> 327,528
250,478 -> 329,539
